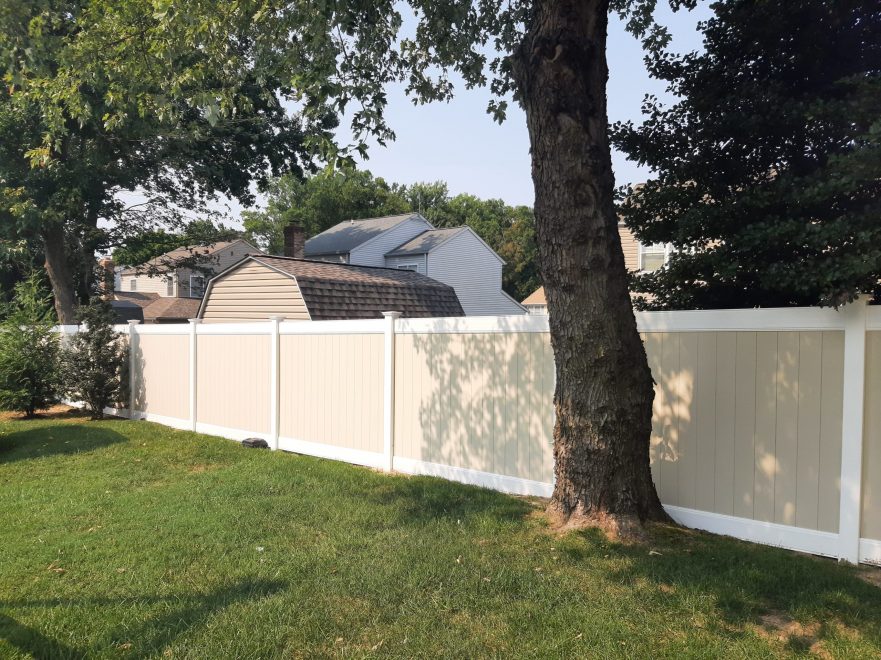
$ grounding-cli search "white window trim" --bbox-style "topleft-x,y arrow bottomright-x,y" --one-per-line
129,277 -> 137,292
396,263 -> 420,272
638,242 -> 673,272
189,274 -> 206,298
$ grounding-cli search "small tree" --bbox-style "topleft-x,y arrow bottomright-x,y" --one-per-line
0,274 -> 60,417
62,299 -> 127,420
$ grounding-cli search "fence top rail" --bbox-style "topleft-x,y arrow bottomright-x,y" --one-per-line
636,306 -> 849,333
51,301 -> 870,337
279,319 -> 385,335
397,314 -> 549,335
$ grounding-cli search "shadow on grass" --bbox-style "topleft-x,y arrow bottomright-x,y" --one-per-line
0,578 -> 287,658
0,425 -> 126,464
367,473 -> 534,525
581,523 -> 881,648
0,614 -> 84,659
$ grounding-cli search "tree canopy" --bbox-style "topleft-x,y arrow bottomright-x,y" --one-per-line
612,0 -> 881,309
0,0 -> 331,321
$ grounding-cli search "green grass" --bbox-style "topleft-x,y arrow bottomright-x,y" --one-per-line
1,412 -> 880,659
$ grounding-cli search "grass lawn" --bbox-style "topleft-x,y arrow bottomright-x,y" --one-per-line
1,410 -> 880,658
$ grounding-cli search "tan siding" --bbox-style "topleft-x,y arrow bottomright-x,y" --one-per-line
394,331 -> 554,482
279,334 -> 384,453
644,330 -> 844,532
132,334 -> 190,420
121,273 -> 171,296
177,239 -> 257,298
619,224 -> 640,272
196,334 -> 270,433
201,261 -> 310,323
862,331 -> 881,540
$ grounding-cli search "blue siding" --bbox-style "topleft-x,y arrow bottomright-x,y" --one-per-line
427,230 -> 526,316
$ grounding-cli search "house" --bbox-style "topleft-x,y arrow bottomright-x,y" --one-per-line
520,222 -> 671,314
113,239 -> 260,323
197,255 -> 464,323
303,213 -> 525,316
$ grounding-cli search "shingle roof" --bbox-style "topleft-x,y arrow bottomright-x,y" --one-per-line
119,240 -> 249,275
251,256 -> 464,320
385,227 -> 468,257
110,299 -> 145,323
143,297 -> 202,322
522,287 -> 546,306
303,213 -> 424,257
113,292 -> 200,322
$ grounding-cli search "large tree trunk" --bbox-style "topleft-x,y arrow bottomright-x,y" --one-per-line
41,223 -> 79,324
513,0 -> 668,535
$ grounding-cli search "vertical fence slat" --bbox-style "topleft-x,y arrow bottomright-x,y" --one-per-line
838,296 -> 869,563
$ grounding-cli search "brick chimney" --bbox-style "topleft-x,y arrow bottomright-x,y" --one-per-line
97,256 -> 115,299
283,224 -> 305,259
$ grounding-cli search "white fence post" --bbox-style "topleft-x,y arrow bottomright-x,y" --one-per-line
838,295 -> 869,563
269,316 -> 283,450
127,320 -> 140,419
382,312 -> 402,472
188,319 -> 200,432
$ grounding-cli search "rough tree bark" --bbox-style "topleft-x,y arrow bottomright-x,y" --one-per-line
513,0 -> 669,535
41,222 -> 79,324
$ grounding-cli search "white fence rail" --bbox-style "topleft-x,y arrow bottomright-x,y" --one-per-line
58,298 -> 880,565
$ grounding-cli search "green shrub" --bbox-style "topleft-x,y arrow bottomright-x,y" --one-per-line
62,298 -> 128,420
0,274 -> 61,417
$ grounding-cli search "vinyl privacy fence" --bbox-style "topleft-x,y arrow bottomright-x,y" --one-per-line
59,299 -> 881,565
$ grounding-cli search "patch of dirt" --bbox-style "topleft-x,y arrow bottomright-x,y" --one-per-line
0,404 -> 86,422
753,612 -> 831,658
543,505 -> 651,543
857,566 -> 881,588
187,464 -> 219,474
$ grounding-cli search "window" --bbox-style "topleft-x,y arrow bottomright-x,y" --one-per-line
396,264 -> 419,272
166,276 -> 175,297
129,277 -> 137,291
189,275 -> 206,298
639,243 -> 670,273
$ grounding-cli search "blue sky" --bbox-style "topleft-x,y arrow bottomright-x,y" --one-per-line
189,3 -> 713,223
327,3 -> 713,209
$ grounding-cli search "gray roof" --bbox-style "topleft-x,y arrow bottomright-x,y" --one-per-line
385,227 -> 468,257
303,213 -> 424,257
250,256 -> 464,320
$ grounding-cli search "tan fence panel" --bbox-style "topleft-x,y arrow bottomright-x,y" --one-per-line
394,331 -> 555,483
196,334 -> 270,434
278,334 -> 384,454
132,333 -> 190,421
646,330 -> 844,533
863,331 -> 881,542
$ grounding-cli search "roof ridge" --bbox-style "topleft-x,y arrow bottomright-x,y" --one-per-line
255,254 -> 438,275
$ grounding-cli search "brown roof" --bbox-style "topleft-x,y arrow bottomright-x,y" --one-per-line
118,240 -> 251,275
113,292 -> 200,323
143,297 -> 202,322
522,287 -> 546,306
250,256 -> 464,320
114,291 -> 159,304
